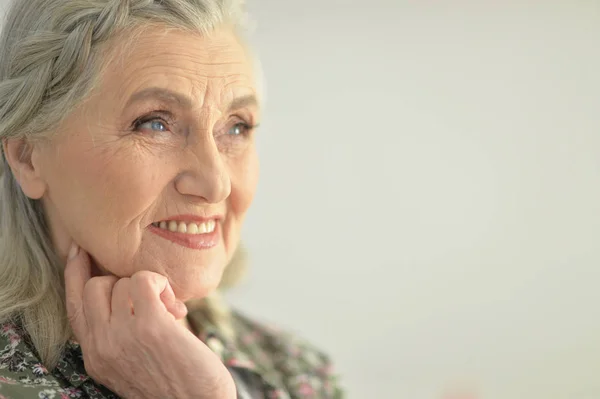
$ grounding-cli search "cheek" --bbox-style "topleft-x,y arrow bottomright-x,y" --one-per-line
228,148 -> 259,216
43,141 -> 172,264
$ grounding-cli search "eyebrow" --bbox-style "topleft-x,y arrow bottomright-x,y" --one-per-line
125,87 -> 192,108
125,87 -> 259,113
227,94 -> 259,112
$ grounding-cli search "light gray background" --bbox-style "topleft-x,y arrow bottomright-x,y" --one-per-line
1,1 -> 599,398
233,1 -> 600,398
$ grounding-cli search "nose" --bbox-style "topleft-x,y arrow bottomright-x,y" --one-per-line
174,138 -> 231,204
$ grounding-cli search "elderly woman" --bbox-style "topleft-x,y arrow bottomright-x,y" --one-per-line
0,0 -> 341,398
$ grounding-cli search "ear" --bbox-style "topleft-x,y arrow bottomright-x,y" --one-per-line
2,138 -> 47,199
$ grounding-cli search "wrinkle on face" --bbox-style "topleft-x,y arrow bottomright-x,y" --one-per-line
37,26 -> 259,300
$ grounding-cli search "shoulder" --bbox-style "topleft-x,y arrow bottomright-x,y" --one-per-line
230,311 -> 344,398
231,310 -> 333,369
0,321 -> 80,399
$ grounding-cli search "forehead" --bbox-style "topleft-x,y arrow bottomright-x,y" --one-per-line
98,26 -> 257,108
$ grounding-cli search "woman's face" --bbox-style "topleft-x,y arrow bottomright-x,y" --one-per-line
34,27 -> 260,301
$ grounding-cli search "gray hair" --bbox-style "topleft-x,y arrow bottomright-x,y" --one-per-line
0,0 -> 252,368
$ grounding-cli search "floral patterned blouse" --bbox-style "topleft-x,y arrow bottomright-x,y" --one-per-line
0,310 -> 343,398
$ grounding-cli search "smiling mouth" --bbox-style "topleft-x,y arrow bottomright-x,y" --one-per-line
149,219 -> 220,250
151,220 -> 216,235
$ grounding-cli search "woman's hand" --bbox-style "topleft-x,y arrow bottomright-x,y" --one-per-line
64,244 -> 236,399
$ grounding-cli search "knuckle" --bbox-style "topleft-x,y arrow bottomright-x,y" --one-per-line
131,270 -> 163,288
83,276 -> 116,296
112,277 -> 130,293
82,277 -> 99,294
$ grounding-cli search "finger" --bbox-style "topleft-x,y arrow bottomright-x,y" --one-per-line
64,243 -> 91,339
130,271 -> 173,319
110,278 -> 134,321
160,283 -> 188,320
83,275 -> 119,331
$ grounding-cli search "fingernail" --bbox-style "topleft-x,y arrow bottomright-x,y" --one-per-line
178,301 -> 188,313
68,243 -> 79,260
177,301 -> 188,318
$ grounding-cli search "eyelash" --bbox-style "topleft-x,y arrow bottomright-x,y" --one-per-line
131,111 -> 172,132
131,110 -> 257,137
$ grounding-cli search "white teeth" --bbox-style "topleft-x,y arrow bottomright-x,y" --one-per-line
155,220 -> 217,235
187,223 -> 199,234
199,223 -> 208,234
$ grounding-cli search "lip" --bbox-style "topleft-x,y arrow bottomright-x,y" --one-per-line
148,215 -> 222,250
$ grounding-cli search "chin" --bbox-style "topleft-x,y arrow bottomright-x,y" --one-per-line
169,267 -> 225,302
174,285 -> 220,302
156,243 -> 230,299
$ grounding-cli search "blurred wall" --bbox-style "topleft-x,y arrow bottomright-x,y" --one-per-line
235,1 -> 600,398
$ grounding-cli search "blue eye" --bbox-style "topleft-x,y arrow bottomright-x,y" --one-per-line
132,113 -> 171,133
139,120 -> 167,132
228,123 -> 249,136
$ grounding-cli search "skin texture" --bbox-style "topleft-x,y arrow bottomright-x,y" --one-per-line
4,27 -> 260,397
7,26 -> 260,302
63,244 -> 236,399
